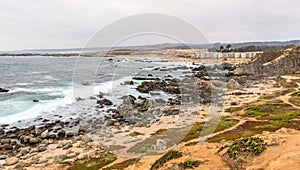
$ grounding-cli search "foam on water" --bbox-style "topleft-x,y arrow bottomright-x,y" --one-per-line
44,75 -> 58,80
0,56 -> 192,126
0,87 -> 74,124
93,76 -> 133,94
9,87 -> 61,93
0,76 -> 133,124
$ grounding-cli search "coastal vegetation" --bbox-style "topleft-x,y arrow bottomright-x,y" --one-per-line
289,91 -> 300,106
226,137 -> 266,159
209,103 -> 300,143
128,131 -> 144,137
178,159 -> 201,169
150,150 -> 183,170
216,44 -> 233,53
67,153 -> 117,170
103,158 -> 140,170
181,119 -> 239,142
222,137 -> 266,169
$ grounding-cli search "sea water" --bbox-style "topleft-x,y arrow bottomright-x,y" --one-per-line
0,56 -> 193,126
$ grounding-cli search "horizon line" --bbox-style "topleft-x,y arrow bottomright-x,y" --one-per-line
1,39 -> 300,52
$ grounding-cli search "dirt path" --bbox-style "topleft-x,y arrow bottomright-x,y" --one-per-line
186,118 -> 247,145
275,76 -> 300,109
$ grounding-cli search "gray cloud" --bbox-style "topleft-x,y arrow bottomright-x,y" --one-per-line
0,0 -> 299,50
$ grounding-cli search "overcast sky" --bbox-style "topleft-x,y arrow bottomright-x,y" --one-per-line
0,0 -> 299,50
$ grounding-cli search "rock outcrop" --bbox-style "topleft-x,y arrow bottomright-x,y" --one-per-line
227,79 -> 243,90
136,79 -> 180,94
243,46 -> 300,76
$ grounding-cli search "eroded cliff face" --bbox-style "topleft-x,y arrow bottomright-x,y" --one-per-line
243,46 -> 300,76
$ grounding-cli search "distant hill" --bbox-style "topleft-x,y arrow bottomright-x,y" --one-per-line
210,40 -> 300,52
1,40 -> 300,54
212,40 -> 300,49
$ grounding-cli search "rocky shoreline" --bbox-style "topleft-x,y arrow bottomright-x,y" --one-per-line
1,46 -> 299,169
0,59 -> 245,169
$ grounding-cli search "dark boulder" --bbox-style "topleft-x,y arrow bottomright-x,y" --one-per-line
0,128 -> 4,135
57,130 -> 66,139
133,77 -> 160,81
120,95 -> 136,105
97,98 -> 113,105
26,125 -> 35,131
78,126 -> 85,135
154,98 -> 166,104
66,132 -> 74,138
0,87 -> 9,93
163,109 -> 180,116
75,97 -> 84,101
122,80 -> 134,85
97,92 -> 104,98
29,137 -> 42,144
48,134 -> 57,139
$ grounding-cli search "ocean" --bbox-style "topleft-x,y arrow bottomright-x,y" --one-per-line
0,56 -> 192,128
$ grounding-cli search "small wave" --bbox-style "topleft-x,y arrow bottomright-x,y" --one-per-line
94,76 -> 133,94
15,82 -> 32,86
0,88 -> 74,124
32,71 -> 47,75
1,76 -> 135,124
10,87 -> 62,94
44,75 -> 59,80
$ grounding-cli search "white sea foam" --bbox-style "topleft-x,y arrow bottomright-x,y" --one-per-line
15,82 -> 32,86
9,87 -> 63,94
94,76 -> 133,94
44,75 -> 58,80
0,76 -> 134,124
0,87 -> 74,124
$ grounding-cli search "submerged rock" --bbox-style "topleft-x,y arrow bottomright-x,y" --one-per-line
97,92 -> 104,98
0,87 -> 9,93
97,98 -> 113,106
76,97 -> 84,101
122,80 -> 134,85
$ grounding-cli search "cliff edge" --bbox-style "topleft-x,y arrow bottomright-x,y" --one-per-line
243,46 -> 300,76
